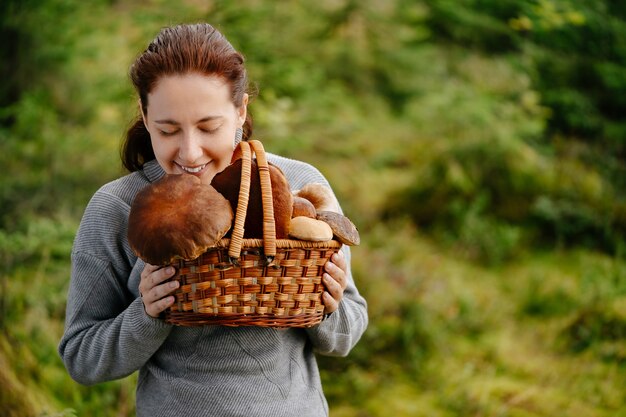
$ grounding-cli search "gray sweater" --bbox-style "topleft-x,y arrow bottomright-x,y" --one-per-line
59,154 -> 368,417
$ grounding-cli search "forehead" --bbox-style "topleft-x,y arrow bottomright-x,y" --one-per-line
146,73 -> 233,116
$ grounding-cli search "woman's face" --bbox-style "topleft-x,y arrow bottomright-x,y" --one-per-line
142,73 -> 248,183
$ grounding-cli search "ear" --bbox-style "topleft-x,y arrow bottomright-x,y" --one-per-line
139,99 -> 148,127
237,93 -> 249,127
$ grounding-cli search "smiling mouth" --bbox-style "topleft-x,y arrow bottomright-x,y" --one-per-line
178,163 -> 207,174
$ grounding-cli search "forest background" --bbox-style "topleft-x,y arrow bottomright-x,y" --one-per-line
1,0 -> 625,416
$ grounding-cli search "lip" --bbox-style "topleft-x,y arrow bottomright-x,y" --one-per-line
175,161 -> 209,176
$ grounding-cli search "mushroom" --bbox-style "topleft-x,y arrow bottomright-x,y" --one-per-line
127,174 -> 233,265
315,211 -> 360,246
288,216 -> 333,242
294,183 -> 340,213
291,196 -> 317,219
294,183 -> 360,245
211,158 -> 293,239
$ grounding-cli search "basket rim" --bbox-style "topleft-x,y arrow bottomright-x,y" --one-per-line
212,237 -> 342,250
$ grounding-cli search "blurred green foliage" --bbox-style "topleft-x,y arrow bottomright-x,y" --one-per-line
1,0 -> 625,416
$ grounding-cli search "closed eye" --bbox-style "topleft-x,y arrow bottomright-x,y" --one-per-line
159,129 -> 179,136
199,126 -> 220,134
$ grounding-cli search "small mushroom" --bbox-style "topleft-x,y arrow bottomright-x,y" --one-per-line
294,183 -> 340,213
291,196 -> 317,219
128,174 -> 233,265
316,211 -> 360,246
289,216 -> 334,242
211,159 -> 293,239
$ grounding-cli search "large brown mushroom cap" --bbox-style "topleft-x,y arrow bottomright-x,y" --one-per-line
128,174 -> 233,265
211,159 -> 293,239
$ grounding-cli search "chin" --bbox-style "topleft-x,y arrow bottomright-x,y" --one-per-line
198,169 -> 218,184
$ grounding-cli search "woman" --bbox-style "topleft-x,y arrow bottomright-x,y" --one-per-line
59,23 -> 367,416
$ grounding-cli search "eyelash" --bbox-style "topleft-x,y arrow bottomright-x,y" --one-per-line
159,127 -> 219,136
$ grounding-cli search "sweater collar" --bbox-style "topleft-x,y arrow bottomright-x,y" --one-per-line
143,159 -> 165,183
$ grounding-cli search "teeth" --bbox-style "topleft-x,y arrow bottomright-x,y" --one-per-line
181,164 -> 206,173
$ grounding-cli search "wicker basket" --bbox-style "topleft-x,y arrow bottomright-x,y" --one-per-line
164,140 -> 341,328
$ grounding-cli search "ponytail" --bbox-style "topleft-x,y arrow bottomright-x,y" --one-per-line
121,117 -> 155,172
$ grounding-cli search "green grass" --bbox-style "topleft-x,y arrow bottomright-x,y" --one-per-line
319,221 -> 626,416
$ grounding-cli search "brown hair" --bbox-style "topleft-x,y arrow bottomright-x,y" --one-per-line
121,23 -> 253,172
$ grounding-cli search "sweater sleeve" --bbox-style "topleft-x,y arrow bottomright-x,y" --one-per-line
58,187 -> 172,385
267,154 -> 369,356
306,244 -> 368,356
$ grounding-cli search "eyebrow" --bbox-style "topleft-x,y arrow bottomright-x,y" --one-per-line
154,116 -> 223,125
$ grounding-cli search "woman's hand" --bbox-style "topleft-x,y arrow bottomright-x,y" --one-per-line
138,264 -> 179,318
322,250 -> 348,315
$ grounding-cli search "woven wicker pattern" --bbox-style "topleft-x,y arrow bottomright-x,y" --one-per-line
164,140 -> 341,328
166,239 -> 340,327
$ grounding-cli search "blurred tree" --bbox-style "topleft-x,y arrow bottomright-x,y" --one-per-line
380,0 -> 626,257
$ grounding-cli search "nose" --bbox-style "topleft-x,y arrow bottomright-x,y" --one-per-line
178,131 -> 203,164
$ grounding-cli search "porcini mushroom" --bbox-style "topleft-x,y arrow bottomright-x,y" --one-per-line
316,211 -> 360,246
291,196 -> 317,219
294,183 -> 340,213
127,174 -> 233,265
211,159 -> 293,239
289,216 -> 334,242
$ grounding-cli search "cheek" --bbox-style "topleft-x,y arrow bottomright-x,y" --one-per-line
212,131 -> 236,156
151,137 -> 172,157
150,137 -> 178,169
214,142 -> 234,168
208,138 -> 236,173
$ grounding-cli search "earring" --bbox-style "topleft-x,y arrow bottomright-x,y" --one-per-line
234,127 -> 243,149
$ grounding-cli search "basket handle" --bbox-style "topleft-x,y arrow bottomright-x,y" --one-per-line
228,140 -> 277,262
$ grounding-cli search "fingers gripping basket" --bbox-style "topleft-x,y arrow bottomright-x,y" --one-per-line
164,140 -> 342,328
